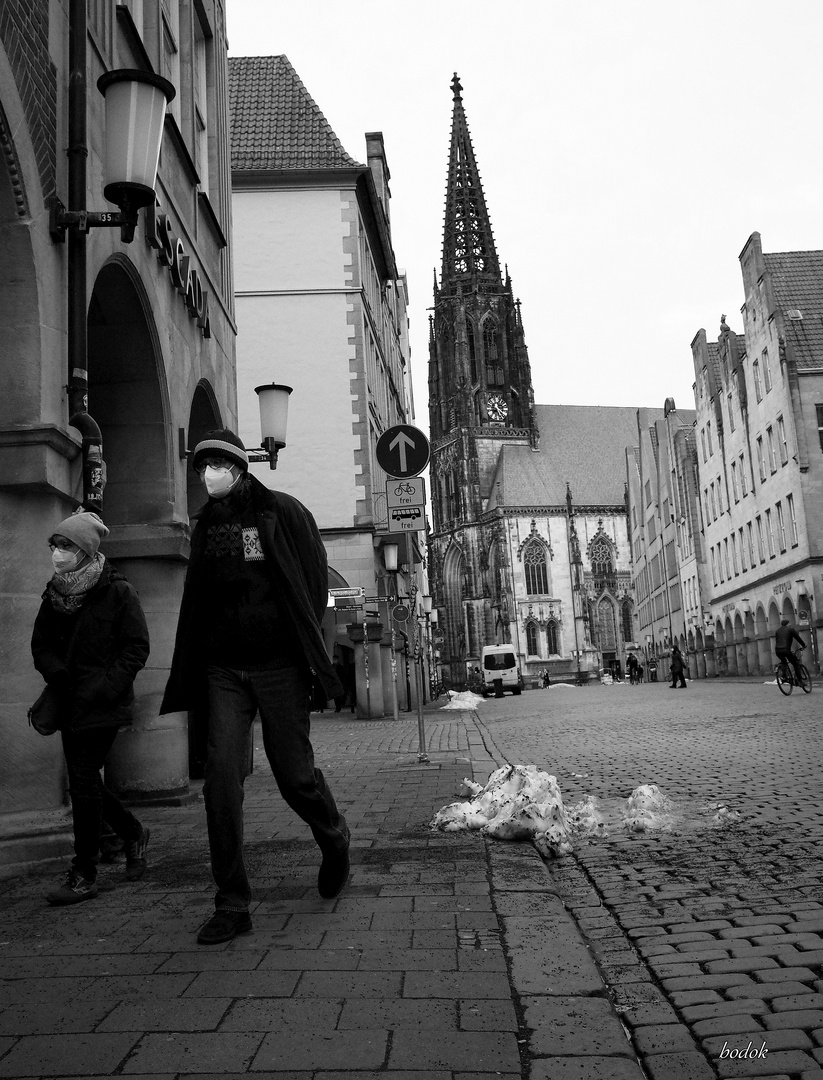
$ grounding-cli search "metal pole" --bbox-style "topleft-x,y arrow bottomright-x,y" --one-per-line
415,652 -> 428,763
68,0 -> 104,512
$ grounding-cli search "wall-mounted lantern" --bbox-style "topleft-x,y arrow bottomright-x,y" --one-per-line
382,543 -> 399,572
248,384 -> 293,469
51,69 -> 175,244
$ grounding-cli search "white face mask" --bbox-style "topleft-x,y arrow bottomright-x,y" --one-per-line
52,549 -> 81,574
203,465 -> 237,498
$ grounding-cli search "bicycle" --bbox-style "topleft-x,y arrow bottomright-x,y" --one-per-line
775,650 -> 812,696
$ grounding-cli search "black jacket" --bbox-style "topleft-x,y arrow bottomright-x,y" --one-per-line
160,474 -> 342,718
31,562 -> 150,731
775,625 -> 805,652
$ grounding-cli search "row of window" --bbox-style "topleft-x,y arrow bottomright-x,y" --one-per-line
702,416 -> 790,526
699,348 -> 776,460
709,496 -> 799,586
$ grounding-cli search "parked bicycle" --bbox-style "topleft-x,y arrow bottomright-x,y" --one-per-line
775,649 -> 812,696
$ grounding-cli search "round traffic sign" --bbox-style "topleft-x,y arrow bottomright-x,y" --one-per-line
375,424 -> 430,479
392,604 -> 410,623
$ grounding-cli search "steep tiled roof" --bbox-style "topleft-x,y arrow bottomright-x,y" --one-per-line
228,55 -> 363,172
764,250 -> 823,369
488,405 -> 654,510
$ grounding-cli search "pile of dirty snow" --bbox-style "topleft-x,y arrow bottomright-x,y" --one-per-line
623,784 -> 672,832
549,683 -> 576,690
440,690 -> 485,710
430,764 -> 573,857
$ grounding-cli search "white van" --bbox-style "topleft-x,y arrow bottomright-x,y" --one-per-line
481,644 -> 522,696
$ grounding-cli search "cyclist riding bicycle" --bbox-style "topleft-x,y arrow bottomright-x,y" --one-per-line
775,619 -> 806,681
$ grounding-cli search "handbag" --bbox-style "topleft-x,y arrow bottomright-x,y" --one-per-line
28,686 -> 63,736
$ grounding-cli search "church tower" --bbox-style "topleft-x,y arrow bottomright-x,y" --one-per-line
428,74 -> 537,685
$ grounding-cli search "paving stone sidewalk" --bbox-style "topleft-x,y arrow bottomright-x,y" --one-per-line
0,708 -> 644,1080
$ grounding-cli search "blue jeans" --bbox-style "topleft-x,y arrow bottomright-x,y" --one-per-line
61,726 -> 142,881
205,664 -> 348,912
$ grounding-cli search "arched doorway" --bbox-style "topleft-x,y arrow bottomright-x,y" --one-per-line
734,612 -> 748,675
694,629 -> 707,678
186,381 -> 222,517
725,617 -> 738,675
755,605 -> 771,674
744,611 -> 757,675
87,259 -> 188,802
442,542 -> 467,686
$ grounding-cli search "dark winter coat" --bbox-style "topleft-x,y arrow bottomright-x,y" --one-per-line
670,648 -> 684,675
160,474 -> 342,720
31,562 -> 150,731
775,625 -> 805,653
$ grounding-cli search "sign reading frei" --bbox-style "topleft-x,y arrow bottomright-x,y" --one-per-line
386,477 -> 425,533
376,424 -> 430,479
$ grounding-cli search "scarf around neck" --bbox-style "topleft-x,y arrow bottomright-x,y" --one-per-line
48,553 -> 106,614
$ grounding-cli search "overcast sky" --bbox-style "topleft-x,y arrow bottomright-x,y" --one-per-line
226,0 -> 823,432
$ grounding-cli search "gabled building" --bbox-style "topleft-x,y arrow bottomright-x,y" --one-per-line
690,233 -> 823,676
229,55 -> 427,717
626,402 -> 699,683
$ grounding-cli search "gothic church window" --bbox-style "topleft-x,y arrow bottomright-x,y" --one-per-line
526,622 -> 539,656
597,598 -> 617,650
547,620 -> 559,655
523,541 -> 549,595
466,321 -> 477,383
483,321 -> 504,387
590,538 -> 614,580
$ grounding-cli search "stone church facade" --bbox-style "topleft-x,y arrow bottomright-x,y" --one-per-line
428,76 -> 644,686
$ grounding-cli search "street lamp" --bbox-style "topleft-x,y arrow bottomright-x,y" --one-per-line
248,384 -> 293,469
51,69 -> 176,245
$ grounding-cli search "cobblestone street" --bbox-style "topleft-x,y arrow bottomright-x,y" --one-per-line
472,679 -> 823,1079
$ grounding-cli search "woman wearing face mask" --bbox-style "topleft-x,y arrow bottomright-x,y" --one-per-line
31,510 -> 151,905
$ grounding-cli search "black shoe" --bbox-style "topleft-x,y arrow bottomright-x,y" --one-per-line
46,870 -> 98,906
318,826 -> 351,899
125,825 -> 150,881
197,910 -> 253,945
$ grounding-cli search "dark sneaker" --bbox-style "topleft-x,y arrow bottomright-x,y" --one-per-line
197,910 -> 253,945
318,825 -> 351,899
46,870 -> 98,906
125,825 -> 150,881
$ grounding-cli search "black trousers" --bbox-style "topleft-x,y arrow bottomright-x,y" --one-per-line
61,726 -> 142,880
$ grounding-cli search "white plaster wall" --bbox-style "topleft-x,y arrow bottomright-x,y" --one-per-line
235,291 -> 361,528
233,188 -> 350,293
232,185 -> 362,529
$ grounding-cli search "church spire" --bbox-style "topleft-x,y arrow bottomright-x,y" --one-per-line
441,74 -> 501,291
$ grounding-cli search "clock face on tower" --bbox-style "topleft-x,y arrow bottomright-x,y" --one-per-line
487,393 -> 508,422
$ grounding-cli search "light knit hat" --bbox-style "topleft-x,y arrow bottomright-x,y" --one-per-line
191,428 -> 249,472
50,510 -> 110,557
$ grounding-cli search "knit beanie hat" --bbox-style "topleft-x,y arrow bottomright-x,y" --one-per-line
191,429 -> 249,472
51,510 -> 110,557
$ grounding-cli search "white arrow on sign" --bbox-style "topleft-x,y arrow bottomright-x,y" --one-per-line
389,430 -> 415,473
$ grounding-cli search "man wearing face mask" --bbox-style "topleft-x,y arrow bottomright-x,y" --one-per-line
31,510 -> 151,905
161,429 -> 347,945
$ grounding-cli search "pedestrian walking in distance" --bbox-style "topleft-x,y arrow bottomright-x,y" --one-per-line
669,644 -> 687,689
160,429 -> 349,945
31,511 -> 151,905
774,619 -> 806,681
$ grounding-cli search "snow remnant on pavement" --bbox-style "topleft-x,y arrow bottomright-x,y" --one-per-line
440,690 -> 486,710
623,784 -> 672,832
430,764 -> 574,857
566,795 -> 607,837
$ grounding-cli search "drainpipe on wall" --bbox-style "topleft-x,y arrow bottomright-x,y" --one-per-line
68,0 -> 104,512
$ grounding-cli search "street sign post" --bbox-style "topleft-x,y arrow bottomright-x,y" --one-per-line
376,424 -> 430,479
